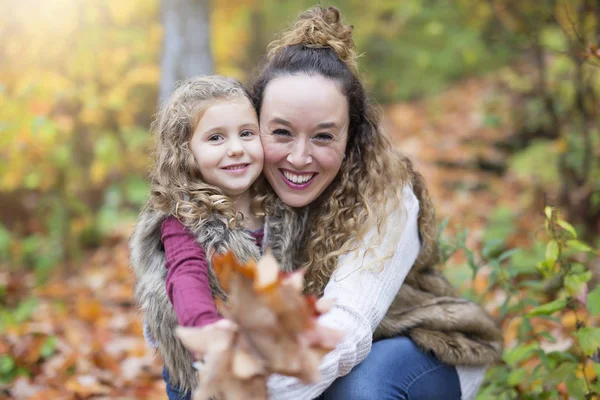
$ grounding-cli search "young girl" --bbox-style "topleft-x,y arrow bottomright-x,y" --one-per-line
129,76 -> 266,398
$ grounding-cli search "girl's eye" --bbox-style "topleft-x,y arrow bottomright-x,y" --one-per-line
240,129 -> 254,138
272,128 -> 292,137
208,134 -> 224,142
314,133 -> 334,142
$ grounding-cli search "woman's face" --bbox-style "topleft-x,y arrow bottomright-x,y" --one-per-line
259,75 -> 349,207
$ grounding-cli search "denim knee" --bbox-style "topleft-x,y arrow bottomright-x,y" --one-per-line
320,337 -> 460,400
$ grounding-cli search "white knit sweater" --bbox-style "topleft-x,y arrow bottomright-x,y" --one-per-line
267,186 -> 486,400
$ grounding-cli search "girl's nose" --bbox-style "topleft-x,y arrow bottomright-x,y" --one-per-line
227,139 -> 245,157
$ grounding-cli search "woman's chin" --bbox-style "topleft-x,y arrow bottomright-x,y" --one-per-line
273,186 -> 318,208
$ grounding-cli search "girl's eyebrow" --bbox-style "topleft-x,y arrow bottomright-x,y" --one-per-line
200,122 -> 258,133
199,125 -> 226,134
239,122 -> 259,130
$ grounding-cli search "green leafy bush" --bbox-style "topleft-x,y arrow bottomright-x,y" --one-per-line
440,207 -> 599,398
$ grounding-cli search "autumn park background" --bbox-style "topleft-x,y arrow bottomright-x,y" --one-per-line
1,0 -> 600,398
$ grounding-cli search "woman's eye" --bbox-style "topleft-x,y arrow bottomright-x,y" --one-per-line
208,134 -> 224,142
314,133 -> 334,142
272,128 -> 292,137
240,129 -> 254,138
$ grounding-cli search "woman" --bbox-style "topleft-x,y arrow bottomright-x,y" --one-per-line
133,6 -> 502,400
252,6 -> 502,400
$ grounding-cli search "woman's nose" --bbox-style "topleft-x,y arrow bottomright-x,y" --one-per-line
286,141 -> 312,167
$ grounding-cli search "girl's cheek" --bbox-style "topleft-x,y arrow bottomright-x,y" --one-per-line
255,141 -> 265,166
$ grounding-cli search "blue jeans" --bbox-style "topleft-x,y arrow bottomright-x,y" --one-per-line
163,367 -> 191,400
316,336 -> 460,400
163,337 -> 460,400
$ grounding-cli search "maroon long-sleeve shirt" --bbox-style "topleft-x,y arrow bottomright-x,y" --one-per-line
161,217 -> 264,328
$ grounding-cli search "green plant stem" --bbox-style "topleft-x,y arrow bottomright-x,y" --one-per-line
552,207 -> 594,398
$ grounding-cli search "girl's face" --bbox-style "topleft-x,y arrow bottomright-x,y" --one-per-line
190,96 -> 263,197
259,75 -> 349,208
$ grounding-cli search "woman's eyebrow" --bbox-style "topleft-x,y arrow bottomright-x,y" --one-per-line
316,121 -> 339,129
269,117 -> 340,130
270,117 -> 293,127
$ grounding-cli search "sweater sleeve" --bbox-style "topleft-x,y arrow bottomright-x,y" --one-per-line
162,217 -> 223,328
267,186 -> 421,399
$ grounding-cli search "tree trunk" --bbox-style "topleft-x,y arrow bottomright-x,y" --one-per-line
159,0 -> 213,104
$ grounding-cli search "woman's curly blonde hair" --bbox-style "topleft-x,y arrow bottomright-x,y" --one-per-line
252,6 -> 439,293
149,75 -> 263,229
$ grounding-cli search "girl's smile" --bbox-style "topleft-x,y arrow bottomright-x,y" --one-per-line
221,163 -> 251,174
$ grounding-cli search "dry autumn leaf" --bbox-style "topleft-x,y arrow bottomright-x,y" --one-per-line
175,250 -> 344,400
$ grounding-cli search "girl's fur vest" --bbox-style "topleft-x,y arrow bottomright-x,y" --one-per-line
130,191 -> 503,393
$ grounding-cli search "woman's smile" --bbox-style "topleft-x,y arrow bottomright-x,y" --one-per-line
280,169 -> 317,188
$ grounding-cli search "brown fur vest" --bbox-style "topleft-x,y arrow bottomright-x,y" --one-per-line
130,195 -> 503,393
129,205 -> 261,393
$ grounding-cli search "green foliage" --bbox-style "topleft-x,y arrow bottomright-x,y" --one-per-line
215,0 -> 512,102
40,336 -> 57,359
508,140 -> 560,187
439,207 -> 600,398
576,328 -> 600,356
0,224 -> 11,262
0,355 -> 16,385
471,0 -> 600,234
0,0 -> 518,277
0,0 -> 157,275
340,1 -> 511,101
588,287 -> 600,316
0,297 -> 39,332
527,298 -> 567,317
482,207 -> 516,258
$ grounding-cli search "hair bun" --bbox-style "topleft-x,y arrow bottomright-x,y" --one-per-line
268,6 -> 358,74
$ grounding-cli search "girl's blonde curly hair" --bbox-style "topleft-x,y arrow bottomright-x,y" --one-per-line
149,75 -> 263,229
252,6 -> 439,293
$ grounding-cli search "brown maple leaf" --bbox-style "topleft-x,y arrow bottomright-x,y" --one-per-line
175,250 -> 343,400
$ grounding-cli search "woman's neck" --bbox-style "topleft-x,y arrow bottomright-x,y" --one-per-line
231,191 -> 262,231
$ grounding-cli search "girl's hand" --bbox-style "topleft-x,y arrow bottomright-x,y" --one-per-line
177,320 -> 269,400
176,319 -> 238,360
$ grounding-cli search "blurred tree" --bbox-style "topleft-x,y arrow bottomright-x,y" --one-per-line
0,0 -> 160,274
462,0 -> 600,237
210,0 -> 512,102
160,0 -> 212,103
